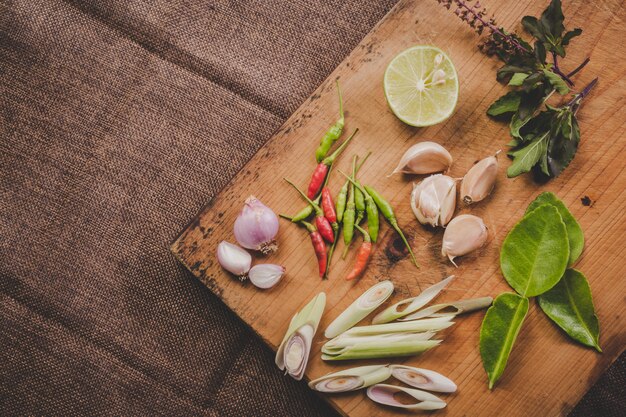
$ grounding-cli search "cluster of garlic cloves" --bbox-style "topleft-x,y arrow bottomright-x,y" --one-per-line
411,174 -> 457,227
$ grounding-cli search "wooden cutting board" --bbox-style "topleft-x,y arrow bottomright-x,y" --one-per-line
171,0 -> 626,415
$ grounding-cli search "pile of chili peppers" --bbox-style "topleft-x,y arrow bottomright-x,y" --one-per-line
280,82 -> 418,280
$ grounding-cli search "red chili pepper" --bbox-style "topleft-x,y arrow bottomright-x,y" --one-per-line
315,215 -> 335,243
285,178 -> 334,243
321,187 -> 337,223
346,225 -> 372,281
307,128 -> 358,199
301,220 -> 327,277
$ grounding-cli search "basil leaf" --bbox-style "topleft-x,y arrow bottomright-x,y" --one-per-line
488,91 -> 522,116
500,204 -> 569,296
508,73 -> 529,86
526,192 -> 584,265
541,0 -> 565,42
562,28 -> 582,45
534,41 -> 546,64
480,293 -> 529,389
506,131 -> 549,177
543,69 -> 569,94
538,269 -> 601,352
547,113 -> 580,177
521,16 -> 545,40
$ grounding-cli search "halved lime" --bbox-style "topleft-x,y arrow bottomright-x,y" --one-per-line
384,46 -> 459,127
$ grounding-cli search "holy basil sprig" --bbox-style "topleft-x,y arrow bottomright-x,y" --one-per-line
480,192 -> 601,389
439,0 -> 597,180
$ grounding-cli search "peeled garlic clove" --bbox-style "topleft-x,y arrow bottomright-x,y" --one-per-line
390,365 -> 457,393
216,241 -> 252,280
461,151 -> 500,204
392,142 -> 453,175
309,365 -> 392,393
442,214 -> 488,266
248,264 -> 285,289
366,384 -> 446,410
411,174 -> 457,227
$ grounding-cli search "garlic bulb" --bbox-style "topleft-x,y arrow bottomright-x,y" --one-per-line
216,241 -> 252,280
248,264 -> 285,289
460,151 -> 500,204
234,196 -> 279,254
392,141 -> 453,175
442,214 -> 488,266
390,365 -> 457,393
411,174 -> 457,227
366,384 -> 446,410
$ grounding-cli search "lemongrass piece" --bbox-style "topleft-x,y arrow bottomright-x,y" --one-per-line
367,384 -> 446,410
308,365 -> 392,393
324,331 -> 435,350
325,280 -> 394,338
322,339 -> 441,361
322,332 -> 436,354
342,317 -> 454,337
275,292 -> 326,380
372,276 -> 455,324
390,365 -> 457,392
399,297 -> 494,321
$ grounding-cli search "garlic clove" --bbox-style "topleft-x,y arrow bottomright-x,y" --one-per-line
441,214 -> 488,266
216,241 -> 252,280
366,384 -> 446,410
248,264 -> 285,289
461,151 -> 500,205
411,174 -> 457,227
392,141 -> 453,175
390,365 -> 457,393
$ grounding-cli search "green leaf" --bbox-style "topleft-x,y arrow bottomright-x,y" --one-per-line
541,0 -> 565,40
500,204 -> 569,296
534,41 -> 547,64
547,113 -> 580,177
538,269 -> 601,352
497,65 -> 533,82
480,293 -> 529,389
507,131 -> 549,177
543,70 -> 569,94
521,16 -> 545,40
562,28 -> 582,45
526,192 -> 584,265
488,91 -> 522,116
508,73 -> 529,86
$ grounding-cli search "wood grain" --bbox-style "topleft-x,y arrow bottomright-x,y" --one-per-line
172,0 -> 626,415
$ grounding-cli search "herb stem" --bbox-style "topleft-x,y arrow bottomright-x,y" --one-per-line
566,57 -> 590,78
454,0 -> 529,54
551,52 -> 575,86
567,77 -> 598,114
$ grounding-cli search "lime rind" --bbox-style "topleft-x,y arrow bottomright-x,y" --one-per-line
384,46 -> 459,127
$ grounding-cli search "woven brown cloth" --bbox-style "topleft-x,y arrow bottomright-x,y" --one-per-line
0,0 -> 623,416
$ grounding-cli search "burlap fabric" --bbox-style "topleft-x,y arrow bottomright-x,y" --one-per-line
0,0 -> 622,416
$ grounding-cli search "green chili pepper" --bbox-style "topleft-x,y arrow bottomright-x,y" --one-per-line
314,81 -> 344,163
335,181 -> 348,223
339,171 -> 380,244
354,181 -> 365,220
364,185 -> 419,267
342,157 -> 357,256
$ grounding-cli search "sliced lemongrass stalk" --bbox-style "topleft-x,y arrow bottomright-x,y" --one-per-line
325,280 -> 394,339
275,292 -> 326,380
390,365 -> 457,392
308,365 -> 392,393
398,297 -> 494,321
323,332 -> 436,354
341,317 -> 454,337
321,339 -> 442,361
372,276 -> 455,324
366,384 -> 446,410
